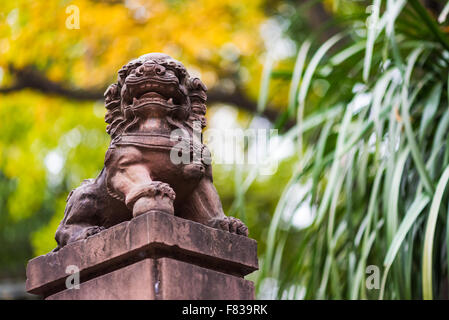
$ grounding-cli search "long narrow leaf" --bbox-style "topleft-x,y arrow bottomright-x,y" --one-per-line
422,165 -> 449,299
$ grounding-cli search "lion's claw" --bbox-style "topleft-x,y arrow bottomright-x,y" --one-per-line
71,225 -> 106,244
209,216 -> 249,237
85,226 -> 105,238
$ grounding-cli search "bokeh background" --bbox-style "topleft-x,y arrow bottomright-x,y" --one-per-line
2,0 -> 449,300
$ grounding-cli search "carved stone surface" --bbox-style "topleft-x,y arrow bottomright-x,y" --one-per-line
54,53 -> 248,250
26,212 -> 258,300
46,259 -> 255,300
26,53 -> 258,300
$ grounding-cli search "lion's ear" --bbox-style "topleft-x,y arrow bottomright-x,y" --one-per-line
197,78 -> 207,92
189,77 -> 207,92
104,84 -> 119,103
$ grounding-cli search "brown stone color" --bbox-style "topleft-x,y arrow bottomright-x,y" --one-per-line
27,54 -> 258,299
26,212 -> 258,300
46,259 -> 255,300
54,53 -> 248,251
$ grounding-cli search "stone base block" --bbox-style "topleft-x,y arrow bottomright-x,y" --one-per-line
26,212 -> 258,300
47,258 -> 255,300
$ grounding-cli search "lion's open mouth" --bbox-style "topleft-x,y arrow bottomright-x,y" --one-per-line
125,79 -> 185,108
132,91 -> 179,108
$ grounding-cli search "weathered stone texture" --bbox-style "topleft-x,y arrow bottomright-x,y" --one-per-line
26,212 -> 258,300
47,258 -> 254,300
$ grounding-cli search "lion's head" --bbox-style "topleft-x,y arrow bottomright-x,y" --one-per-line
104,53 -> 207,139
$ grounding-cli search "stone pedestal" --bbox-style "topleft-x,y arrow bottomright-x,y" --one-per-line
26,212 -> 258,300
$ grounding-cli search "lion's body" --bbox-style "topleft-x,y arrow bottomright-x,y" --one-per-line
54,53 -> 248,250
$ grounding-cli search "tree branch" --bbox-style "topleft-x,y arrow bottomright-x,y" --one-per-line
0,65 -> 102,100
0,65 -> 295,129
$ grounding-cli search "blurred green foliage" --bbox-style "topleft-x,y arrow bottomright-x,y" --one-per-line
4,0 -> 449,301
0,0 -> 275,280
0,91 -> 108,276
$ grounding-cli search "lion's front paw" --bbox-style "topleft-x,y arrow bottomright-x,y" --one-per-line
209,216 -> 249,237
86,226 -> 106,237
151,181 -> 176,200
78,226 -> 105,240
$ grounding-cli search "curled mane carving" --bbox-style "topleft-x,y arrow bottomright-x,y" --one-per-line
103,54 -> 207,140
104,58 -> 143,140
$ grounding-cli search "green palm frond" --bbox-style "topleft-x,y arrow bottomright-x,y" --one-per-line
252,0 -> 449,299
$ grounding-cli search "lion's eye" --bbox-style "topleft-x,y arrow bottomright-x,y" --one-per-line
128,63 -> 142,76
165,68 -> 181,80
173,69 -> 184,80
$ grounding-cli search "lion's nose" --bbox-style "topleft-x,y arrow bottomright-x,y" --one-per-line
153,65 -> 166,75
135,65 -> 144,76
139,62 -> 166,76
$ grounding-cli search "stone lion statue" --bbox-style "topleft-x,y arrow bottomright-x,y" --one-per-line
54,53 -> 248,250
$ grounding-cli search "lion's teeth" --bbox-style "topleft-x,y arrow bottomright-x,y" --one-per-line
168,98 -> 173,104
133,97 -> 138,104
